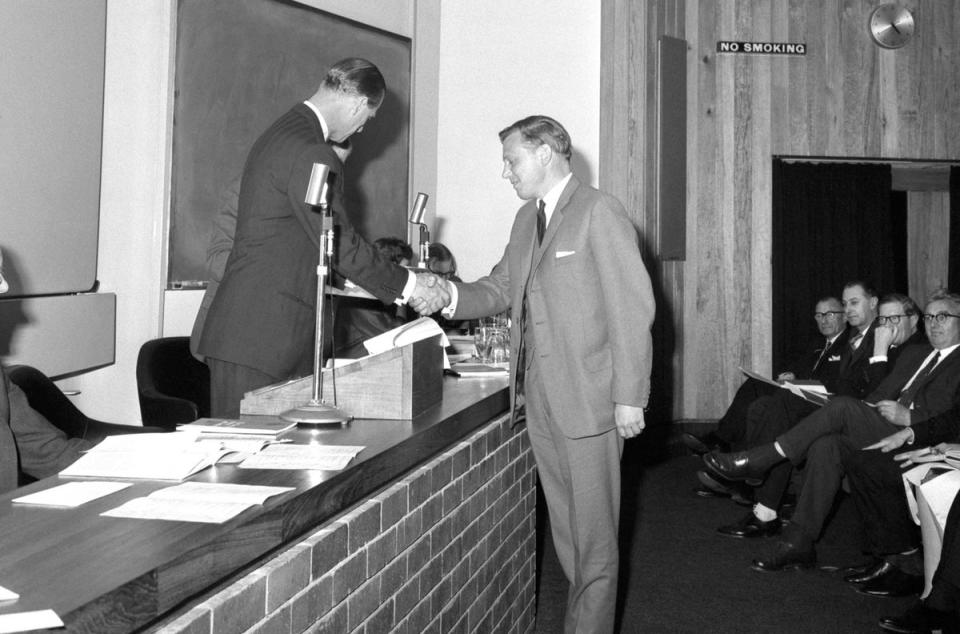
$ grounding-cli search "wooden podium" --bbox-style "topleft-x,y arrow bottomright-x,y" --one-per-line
240,335 -> 444,420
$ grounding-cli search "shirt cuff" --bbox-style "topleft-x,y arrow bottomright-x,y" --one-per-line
441,283 -> 459,318
396,271 -> 417,305
905,428 -> 916,445
869,355 -> 888,364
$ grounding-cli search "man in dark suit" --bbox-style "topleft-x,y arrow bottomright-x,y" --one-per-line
431,115 -> 655,633
705,291 -> 960,571
0,249 -> 89,492
198,58 -> 448,416
684,295 -> 849,457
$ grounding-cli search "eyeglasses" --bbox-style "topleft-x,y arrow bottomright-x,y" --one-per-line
813,311 -> 844,320
923,313 -> 960,324
876,314 -> 908,325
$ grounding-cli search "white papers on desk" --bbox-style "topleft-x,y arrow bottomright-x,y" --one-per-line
0,609 -> 63,633
363,317 -> 451,369
59,431 -> 275,481
0,586 -> 18,602
101,482 -> 294,524
239,444 -> 364,471
12,481 -> 133,507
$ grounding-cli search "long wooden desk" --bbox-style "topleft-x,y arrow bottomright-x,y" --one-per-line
0,377 -> 512,633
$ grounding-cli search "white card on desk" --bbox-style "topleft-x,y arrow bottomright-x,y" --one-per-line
0,609 -> 64,633
0,586 -> 17,602
12,481 -> 132,507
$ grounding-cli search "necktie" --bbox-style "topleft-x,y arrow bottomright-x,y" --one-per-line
536,200 -> 546,245
897,351 -> 941,407
850,332 -> 863,350
812,339 -> 831,373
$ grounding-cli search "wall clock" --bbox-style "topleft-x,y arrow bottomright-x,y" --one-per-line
868,3 -> 915,49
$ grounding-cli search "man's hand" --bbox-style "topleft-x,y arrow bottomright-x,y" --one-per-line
408,273 -> 450,316
776,371 -> 796,383
615,404 -> 645,439
873,324 -> 896,355
874,399 -> 912,426
864,428 -> 913,453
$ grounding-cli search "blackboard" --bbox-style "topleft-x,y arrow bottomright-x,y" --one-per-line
170,0 -> 411,285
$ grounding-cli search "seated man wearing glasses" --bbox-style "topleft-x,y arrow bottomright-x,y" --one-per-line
704,290 -> 960,572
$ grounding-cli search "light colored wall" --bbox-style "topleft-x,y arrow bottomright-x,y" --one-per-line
70,0 -> 602,423
434,3 -> 602,282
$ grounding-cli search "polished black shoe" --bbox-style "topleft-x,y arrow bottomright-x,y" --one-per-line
703,450 -> 764,485
681,431 -> 729,455
858,566 -> 923,598
844,559 -> 893,584
879,600 -> 959,633
717,511 -> 781,539
751,540 -> 815,572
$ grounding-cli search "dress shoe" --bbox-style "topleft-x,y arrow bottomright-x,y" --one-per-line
717,511 -> 781,538
702,450 -> 765,486
681,431 -> 729,455
879,600 -> 959,633
697,470 -> 753,506
845,560 -> 894,584
751,540 -> 815,572
858,566 -> 923,598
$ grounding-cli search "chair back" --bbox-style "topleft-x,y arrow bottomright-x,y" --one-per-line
6,364 -> 90,438
136,336 -> 210,429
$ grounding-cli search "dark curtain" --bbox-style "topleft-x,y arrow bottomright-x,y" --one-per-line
950,167 -> 960,290
772,161 -> 905,371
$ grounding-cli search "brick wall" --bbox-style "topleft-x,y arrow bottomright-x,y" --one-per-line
151,412 -> 537,634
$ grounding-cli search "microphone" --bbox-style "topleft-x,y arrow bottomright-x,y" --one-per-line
304,163 -> 331,207
408,192 -> 429,225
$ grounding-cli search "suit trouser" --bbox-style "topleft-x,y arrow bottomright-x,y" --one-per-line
927,493 -> 960,611
717,378 -> 777,448
524,363 -> 623,634
777,397 -> 899,541
207,358 -> 282,418
844,448 -> 919,555
743,392 -> 817,510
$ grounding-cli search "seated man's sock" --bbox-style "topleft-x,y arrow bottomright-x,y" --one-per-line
754,502 -> 778,522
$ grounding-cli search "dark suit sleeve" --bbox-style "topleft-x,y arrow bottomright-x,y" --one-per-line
6,377 -> 90,480
910,404 -> 960,446
287,145 -> 408,304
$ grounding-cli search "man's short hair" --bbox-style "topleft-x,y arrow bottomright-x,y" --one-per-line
843,279 -> 878,298
498,115 -> 572,162
929,289 -> 960,313
816,295 -> 842,307
322,58 -> 386,108
879,292 -> 919,316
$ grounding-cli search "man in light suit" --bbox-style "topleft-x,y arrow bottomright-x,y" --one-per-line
198,58 -> 447,416
428,116 -> 655,633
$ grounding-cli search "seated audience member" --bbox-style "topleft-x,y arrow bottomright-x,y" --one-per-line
707,284 -> 903,538
704,291 -> 960,570
844,401 -> 960,602
685,295 -> 849,456
333,236 -> 413,358
689,295 -> 849,503
877,475 -> 960,633
0,248 -> 90,492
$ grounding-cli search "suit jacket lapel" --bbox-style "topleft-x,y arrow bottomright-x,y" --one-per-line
529,176 -> 579,277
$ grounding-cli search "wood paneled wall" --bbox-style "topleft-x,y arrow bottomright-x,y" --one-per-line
601,0 -> 960,421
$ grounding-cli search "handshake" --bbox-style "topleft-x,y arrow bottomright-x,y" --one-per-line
408,272 -> 452,316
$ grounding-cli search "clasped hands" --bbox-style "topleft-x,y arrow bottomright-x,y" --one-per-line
408,272 -> 451,316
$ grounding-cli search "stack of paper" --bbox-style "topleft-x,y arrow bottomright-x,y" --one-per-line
101,482 -> 294,524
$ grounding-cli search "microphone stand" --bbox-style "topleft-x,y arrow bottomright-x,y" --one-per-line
280,168 -> 352,426
418,223 -> 430,268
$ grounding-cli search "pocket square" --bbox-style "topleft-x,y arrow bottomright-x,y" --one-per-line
555,250 -> 576,259
828,355 -> 841,362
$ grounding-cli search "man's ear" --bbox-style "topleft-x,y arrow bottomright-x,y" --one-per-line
536,143 -> 552,165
